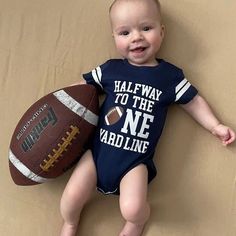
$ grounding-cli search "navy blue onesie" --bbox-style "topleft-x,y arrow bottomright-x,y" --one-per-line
83,59 -> 198,195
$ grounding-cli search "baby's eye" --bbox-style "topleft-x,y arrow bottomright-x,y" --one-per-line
119,31 -> 129,36
143,26 -> 152,31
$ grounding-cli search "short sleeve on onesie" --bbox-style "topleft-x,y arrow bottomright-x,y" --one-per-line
173,68 -> 198,104
83,59 -> 198,195
83,61 -> 111,94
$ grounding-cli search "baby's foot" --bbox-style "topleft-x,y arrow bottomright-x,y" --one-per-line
119,221 -> 145,236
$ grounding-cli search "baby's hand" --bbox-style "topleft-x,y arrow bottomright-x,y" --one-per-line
211,124 -> 236,146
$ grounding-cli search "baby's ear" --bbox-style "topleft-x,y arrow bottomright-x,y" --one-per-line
161,24 -> 165,38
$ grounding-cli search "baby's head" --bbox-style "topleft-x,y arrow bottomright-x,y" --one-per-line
109,0 -> 162,20
109,0 -> 164,66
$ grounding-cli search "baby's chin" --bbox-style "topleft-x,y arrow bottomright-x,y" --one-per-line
127,58 -> 158,67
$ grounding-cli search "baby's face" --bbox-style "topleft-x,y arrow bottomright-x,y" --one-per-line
110,0 -> 164,66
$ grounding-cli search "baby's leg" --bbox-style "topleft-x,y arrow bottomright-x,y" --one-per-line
60,150 -> 97,236
119,164 -> 150,236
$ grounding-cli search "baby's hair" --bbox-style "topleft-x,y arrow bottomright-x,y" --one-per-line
109,0 -> 161,14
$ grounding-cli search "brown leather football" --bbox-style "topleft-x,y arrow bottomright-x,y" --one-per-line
9,84 -> 99,185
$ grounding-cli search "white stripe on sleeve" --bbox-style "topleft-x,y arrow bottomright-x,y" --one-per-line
175,78 -> 193,102
175,79 -> 191,102
92,67 -> 103,89
176,78 -> 188,93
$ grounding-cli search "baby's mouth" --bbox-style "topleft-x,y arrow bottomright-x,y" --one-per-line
130,46 -> 147,53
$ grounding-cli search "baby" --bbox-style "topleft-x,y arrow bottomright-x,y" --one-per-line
60,0 -> 235,235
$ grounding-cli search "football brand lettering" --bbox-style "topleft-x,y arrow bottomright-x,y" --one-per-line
16,104 -> 48,140
21,107 -> 57,152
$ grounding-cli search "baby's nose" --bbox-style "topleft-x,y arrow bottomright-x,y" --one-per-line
131,30 -> 144,42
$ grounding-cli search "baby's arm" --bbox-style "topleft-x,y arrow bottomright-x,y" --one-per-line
180,94 -> 235,146
70,78 -> 87,86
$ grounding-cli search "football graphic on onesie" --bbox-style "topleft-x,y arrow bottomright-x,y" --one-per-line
8,84 -> 99,186
105,106 -> 124,126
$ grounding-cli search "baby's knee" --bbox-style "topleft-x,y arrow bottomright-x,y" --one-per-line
120,199 -> 150,223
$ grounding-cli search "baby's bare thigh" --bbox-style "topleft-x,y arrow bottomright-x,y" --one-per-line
62,150 -> 97,205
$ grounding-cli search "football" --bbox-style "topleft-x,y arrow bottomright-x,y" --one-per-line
105,106 -> 124,125
9,84 -> 99,185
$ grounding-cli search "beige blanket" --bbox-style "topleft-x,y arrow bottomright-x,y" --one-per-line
0,0 -> 235,235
